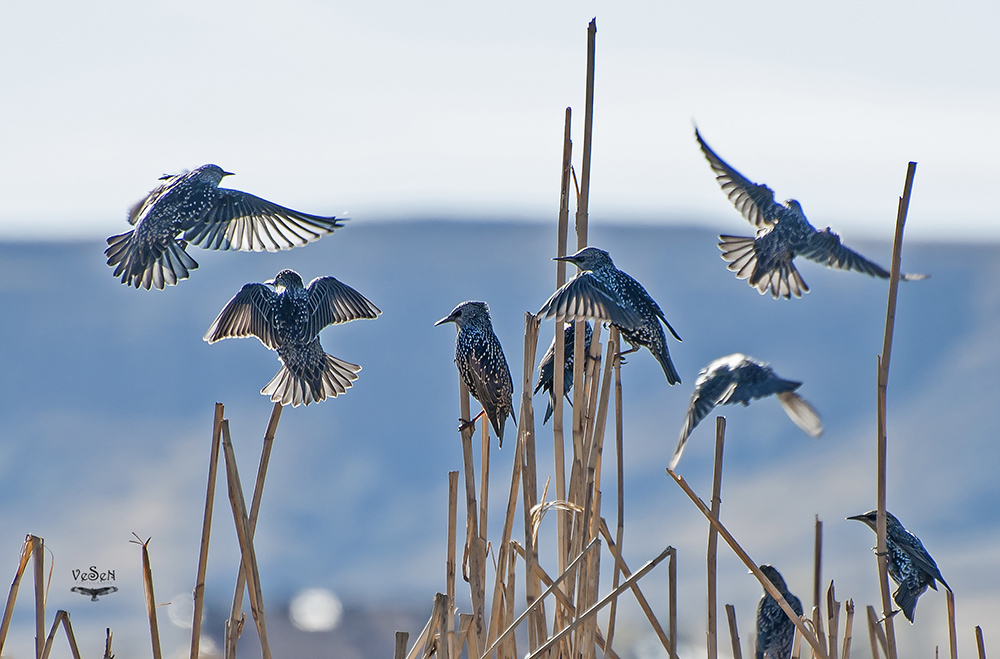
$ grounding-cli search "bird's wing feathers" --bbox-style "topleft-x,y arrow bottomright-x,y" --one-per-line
184,189 -> 345,253
127,176 -> 179,226
465,343 -> 510,421
798,230 -> 891,278
617,273 -> 682,341
696,129 -> 781,229
538,273 -> 643,330
203,283 -> 279,349
775,391 -> 823,437
304,276 -> 382,337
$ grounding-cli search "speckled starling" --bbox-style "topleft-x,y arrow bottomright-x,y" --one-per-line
756,564 -> 803,659
533,321 -> 593,424
435,301 -> 516,447
204,269 -> 380,406
538,247 -> 682,385
106,164 -> 345,290
695,129 -> 928,299
670,353 -> 822,469
847,510 -> 950,623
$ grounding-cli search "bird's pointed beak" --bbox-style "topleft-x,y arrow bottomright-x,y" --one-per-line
552,255 -> 578,264
222,170 -> 235,177
434,314 -> 456,327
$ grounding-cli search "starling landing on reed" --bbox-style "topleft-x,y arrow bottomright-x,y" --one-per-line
436,301 -> 516,447
538,247 -> 682,385
669,353 -> 822,469
204,269 -> 380,407
106,164 -> 345,290
847,510 -> 950,623
756,564 -> 803,659
533,321 -> 593,424
695,129 -> 928,299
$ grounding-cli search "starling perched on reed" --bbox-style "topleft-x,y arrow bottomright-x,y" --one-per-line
533,321 -> 592,424
695,128 -> 928,299
538,247 -> 682,385
204,269 -> 380,407
756,565 -> 803,659
106,164 -> 345,290
847,510 -> 950,623
436,301 -> 516,446
670,353 -> 822,469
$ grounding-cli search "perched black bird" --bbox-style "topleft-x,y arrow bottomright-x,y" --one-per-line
538,247 -> 682,385
847,510 -> 950,623
436,301 -> 516,446
755,564 -> 803,659
695,128 -> 928,299
670,353 -> 822,469
106,164 -> 345,289
204,269 -> 380,407
533,321 -> 593,424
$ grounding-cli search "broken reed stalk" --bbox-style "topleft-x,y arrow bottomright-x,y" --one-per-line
447,471 -> 458,659
842,599 -> 855,659
39,610 -> 81,659
435,593 -> 450,659
394,631 -> 410,659
32,535 -> 44,659
575,17 -> 596,248
527,545 -> 672,659
666,469 -> 829,658
485,421 -> 523,650
221,421 -> 271,659
814,517 -> 827,652
866,606 -> 887,659
602,329 -> 624,659
457,379 -> 486,657
191,402 -> 225,659
553,107 -> 572,580
404,596 -> 443,659
827,581 -> 840,659
875,161 -> 917,659
706,416 -> 727,659
724,604 -> 743,659
975,625 -> 986,659
946,589 -> 958,659
0,535 -> 34,655
103,628 -> 113,659
131,535 -> 162,659
480,419 -> 490,545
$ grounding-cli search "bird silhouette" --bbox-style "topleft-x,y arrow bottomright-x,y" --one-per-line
533,321 -> 592,424
670,353 -> 822,469
436,301 -> 515,447
106,164 -> 345,289
847,510 -> 950,622
755,565 -> 803,659
695,128 -> 928,299
538,247 -> 682,384
205,269 -> 380,406
71,586 -> 118,602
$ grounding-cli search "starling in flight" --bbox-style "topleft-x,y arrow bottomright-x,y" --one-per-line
204,269 -> 380,407
533,321 -> 592,424
695,128 -> 928,299
755,564 -> 803,659
538,247 -> 682,385
670,353 -> 822,469
847,510 -> 950,623
107,164 -> 345,289
436,301 -> 516,447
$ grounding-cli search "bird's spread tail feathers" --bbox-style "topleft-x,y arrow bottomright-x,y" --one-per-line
719,235 -> 809,299
776,391 -> 823,438
892,583 -> 926,623
262,353 -> 361,407
106,231 -> 198,290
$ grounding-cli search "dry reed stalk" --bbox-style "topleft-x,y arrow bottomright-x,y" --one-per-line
666,469 -> 829,658
480,419 -> 490,544
32,535 -> 44,659
842,600 -> 855,659
504,548 -> 518,659
875,162 -> 917,659
669,542 -> 677,659
103,628 -> 113,659
456,614 -> 473,658
190,402 -> 224,659
404,596 -> 442,659
574,18 -> 596,248
0,535 -> 34,654
725,604 -> 743,659
814,516 -> 825,653
485,436 -> 522,649
395,631 -> 410,659
975,625 -> 986,659
435,593 -> 450,659
791,626 -> 802,659
706,416 -> 727,659
527,545 -> 672,659
458,379 -> 487,654
447,472 -> 458,659
866,606 -> 887,659
130,535 -> 162,659
827,582 -> 840,659
602,332 -> 625,659
221,421 -> 271,659
946,589 -> 958,659
597,521 -> 673,655
39,610 -> 81,659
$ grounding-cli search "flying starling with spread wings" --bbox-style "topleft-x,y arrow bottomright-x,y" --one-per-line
436,301 -> 516,447
695,128 -> 928,299
755,565 -> 803,659
204,269 -> 380,407
538,247 -> 682,385
670,353 -> 822,469
533,321 -> 593,424
106,164 -> 345,289
847,510 -> 950,623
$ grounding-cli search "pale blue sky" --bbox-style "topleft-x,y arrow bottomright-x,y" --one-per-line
1,1 -> 997,240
